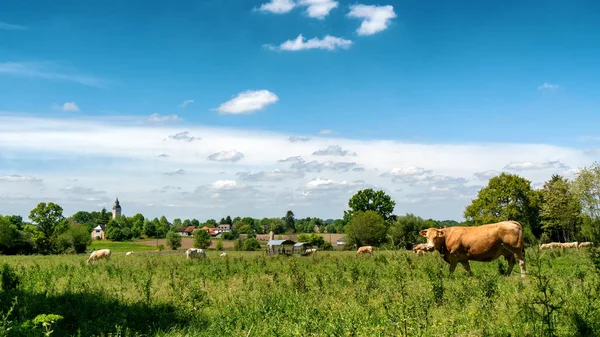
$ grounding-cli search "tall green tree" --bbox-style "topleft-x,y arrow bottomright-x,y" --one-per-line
539,175 -> 582,242
191,219 -> 200,227
29,202 -> 68,252
284,210 -> 295,232
194,229 -> 211,249
464,173 -> 541,236
571,162 -> 600,241
345,210 -> 387,247
343,189 -> 396,224
172,218 -> 182,227
225,215 -> 233,225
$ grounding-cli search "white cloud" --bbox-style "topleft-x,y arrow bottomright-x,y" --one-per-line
473,170 -> 502,180
179,100 -> 194,108
319,129 -> 334,135
168,131 -> 199,141
312,145 -> 357,156
207,150 -> 245,162
61,102 -> 79,112
0,62 -> 107,87
148,113 -> 182,122
298,0 -> 338,18
267,34 -> 352,51
215,90 -> 278,114
288,136 -> 311,143
164,169 -> 186,176
0,21 -> 27,31
538,83 -> 559,90
347,4 -> 397,36
504,160 -> 568,171
257,0 -> 296,13
0,114 -> 597,221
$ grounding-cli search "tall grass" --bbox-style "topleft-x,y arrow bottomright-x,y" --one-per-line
0,249 -> 599,336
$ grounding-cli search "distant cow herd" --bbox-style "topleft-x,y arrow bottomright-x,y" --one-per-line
85,220 -> 595,278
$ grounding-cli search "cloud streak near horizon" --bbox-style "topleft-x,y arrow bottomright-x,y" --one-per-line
0,115 -> 594,222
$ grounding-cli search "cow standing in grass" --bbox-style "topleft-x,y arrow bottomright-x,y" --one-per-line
356,246 -> 373,256
87,249 -> 111,265
186,248 -> 206,261
420,220 -> 526,277
579,242 -> 593,248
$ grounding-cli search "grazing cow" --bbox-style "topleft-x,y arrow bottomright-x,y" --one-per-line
220,252 -> 227,257
413,243 -> 430,255
125,251 -> 133,256
186,248 -> 206,261
303,248 -> 317,256
539,242 -> 563,250
356,246 -> 373,256
419,220 -> 526,277
87,249 -> 111,265
561,242 -> 579,249
579,242 -> 593,248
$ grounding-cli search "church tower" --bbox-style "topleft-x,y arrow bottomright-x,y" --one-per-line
112,197 -> 122,219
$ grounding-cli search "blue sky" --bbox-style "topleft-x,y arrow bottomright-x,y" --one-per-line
1,0 -> 599,221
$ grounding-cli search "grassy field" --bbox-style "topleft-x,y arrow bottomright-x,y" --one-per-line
1,248 -> 599,336
89,240 -> 158,252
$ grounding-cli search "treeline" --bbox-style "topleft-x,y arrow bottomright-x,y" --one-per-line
344,162 -> 600,248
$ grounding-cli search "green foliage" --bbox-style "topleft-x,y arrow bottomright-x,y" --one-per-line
216,239 -> 224,251
224,215 -> 233,225
0,264 -> 20,291
56,223 -> 92,254
191,219 -> 200,227
172,218 -> 182,227
203,219 -> 217,228
344,188 -> 396,223
297,233 -> 326,248
539,175 -> 582,242
242,238 -> 261,251
388,213 -> 428,249
284,210 -> 295,232
29,202 -> 68,253
221,232 -> 235,240
166,231 -> 182,250
194,230 -> 211,249
345,210 -> 387,247
464,173 -> 541,235
572,162 -> 600,242
0,216 -> 32,255
33,313 -> 64,336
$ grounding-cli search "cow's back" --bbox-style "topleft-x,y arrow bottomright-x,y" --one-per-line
444,221 -> 523,260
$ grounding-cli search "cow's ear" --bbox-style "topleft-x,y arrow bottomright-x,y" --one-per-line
436,229 -> 445,237
419,230 -> 427,237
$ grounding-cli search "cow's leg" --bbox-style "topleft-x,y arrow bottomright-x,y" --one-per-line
515,251 -> 526,278
448,261 -> 458,275
460,261 -> 472,276
505,254 -> 516,276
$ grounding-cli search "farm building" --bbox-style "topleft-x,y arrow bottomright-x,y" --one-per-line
176,226 -> 196,236
266,239 -> 295,256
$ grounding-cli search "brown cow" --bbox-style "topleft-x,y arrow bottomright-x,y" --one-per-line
419,220 -> 526,277
356,246 -> 373,256
87,249 -> 111,265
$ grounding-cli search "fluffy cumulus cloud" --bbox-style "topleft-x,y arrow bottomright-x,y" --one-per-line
0,115 -> 597,221
207,150 -> 245,163
257,0 -> 337,18
62,102 -> 79,112
257,0 -> 296,13
347,4 -> 397,35
298,0 -> 338,19
215,90 -> 278,114
267,34 -> 352,51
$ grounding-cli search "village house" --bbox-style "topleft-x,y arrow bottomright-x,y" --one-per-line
91,225 -> 106,240
216,224 -> 231,233
176,226 -> 196,236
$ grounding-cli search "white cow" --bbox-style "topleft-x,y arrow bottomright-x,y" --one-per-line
125,251 -> 133,256
87,249 -> 111,265
186,248 -> 207,261
220,252 -> 227,257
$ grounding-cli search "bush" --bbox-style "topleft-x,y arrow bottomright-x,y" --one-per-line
345,211 -> 387,247
216,239 -> 224,251
166,231 -> 182,250
194,230 -> 211,249
243,238 -> 261,251
222,232 -> 235,240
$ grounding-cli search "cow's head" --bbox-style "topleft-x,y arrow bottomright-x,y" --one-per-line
419,228 -> 445,251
